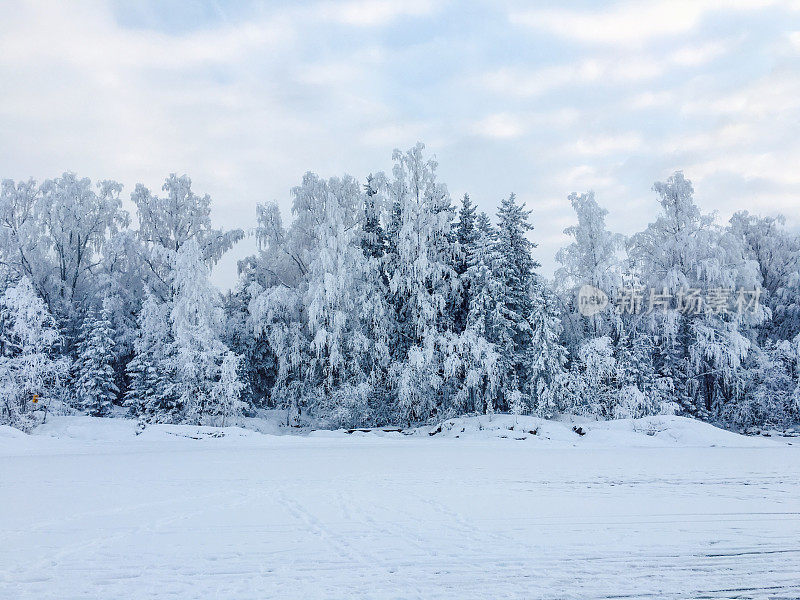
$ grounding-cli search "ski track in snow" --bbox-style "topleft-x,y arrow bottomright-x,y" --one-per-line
1,420 -> 799,599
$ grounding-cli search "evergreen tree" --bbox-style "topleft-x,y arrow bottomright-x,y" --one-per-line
360,174 -> 387,261
463,214 -> 505,412
494,193 -> 539,409
125,293 -> 177,427
75,298 -> 119,416
527,280 -> 567,415
455,194 -> 478,275
452,193 -> 478,333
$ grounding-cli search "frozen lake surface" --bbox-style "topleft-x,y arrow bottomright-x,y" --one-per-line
1,416 -> 799,599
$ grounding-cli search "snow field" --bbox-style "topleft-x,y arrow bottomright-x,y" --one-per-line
1,416 -> 799,599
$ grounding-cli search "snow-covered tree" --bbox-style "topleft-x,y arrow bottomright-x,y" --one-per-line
220,287 -> 276,409
125,293 -> 177,427
248,283 -> 308,425
463,214 -> 505,412
2,149 -> 794,430
133,174 -> 244,301
360,174 -> 387,261
494,193 -> 545,409
209,351 -> 247,426
75,298 -> 119,416
452,194 -> 478,333
528,281 -> 567,416
385,143 -> 458,422
723,336 -> 800,429
729,211 -> 800,341
0,174 -> 128,348
101,230 -> 151,382
302,174 -> 390,426
628,172 -> 766,418
555,191 -> 624,348
171,239 -> 244,425
0,278 -> 68,430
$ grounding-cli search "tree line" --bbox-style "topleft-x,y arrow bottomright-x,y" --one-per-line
1,143 -> 798,432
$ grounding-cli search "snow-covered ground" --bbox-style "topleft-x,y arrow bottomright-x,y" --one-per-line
1,415 -> 799,599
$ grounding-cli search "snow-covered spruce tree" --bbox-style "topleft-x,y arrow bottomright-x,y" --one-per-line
463,213 -> 505,413
628,172 -> 766,418
74,297 -> 119,416
0,277 -> 68,430
360,174 -> 387,262
451,193 -> 478,334
209,351 -> 247,427
170,239 -> 245,425
493,193 -> 566,412
527,280 -> 567,417
125,293 -> 178,427
455,194 -> 478,275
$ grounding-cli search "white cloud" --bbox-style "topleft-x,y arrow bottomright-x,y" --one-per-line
682,72 -> 800,118
470,113 -> 525,139
670,40 -> 732,66
315,0 -> 439,26
572,133 -> 644,157
475,39 -> 733,99
628,90 -> 676,109
478,58 -> 659,98
0,4 -> 292,70
469,109 -> 580,140
662,123 -> 755,154
509,0 -> 789,47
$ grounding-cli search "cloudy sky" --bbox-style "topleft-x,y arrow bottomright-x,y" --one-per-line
1,0 -> 799,288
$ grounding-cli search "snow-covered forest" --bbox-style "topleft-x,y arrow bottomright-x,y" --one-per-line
1,143 -> 799,432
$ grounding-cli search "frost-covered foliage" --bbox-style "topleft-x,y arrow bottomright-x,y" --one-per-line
730,211 -> 800,341
722,337 -> 800,429
0,174 -> 128,353
125,293 -> 178,427
170,239 -> 245,426
132,174 -> 244,301
626,172 -> 767,419
74,298 -> 119,416
125,241 -> 246,430
555,191 -> 624,350
1,150 -> 799,431
0,278 -> 68,430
